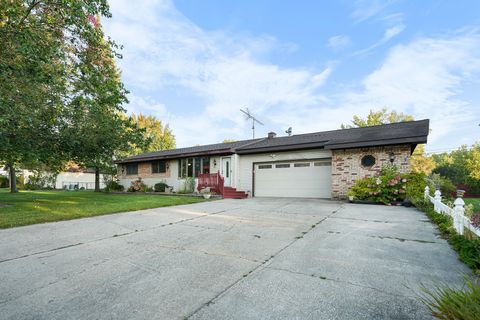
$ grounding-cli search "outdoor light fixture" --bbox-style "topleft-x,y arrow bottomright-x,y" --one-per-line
389,152 -> 396,163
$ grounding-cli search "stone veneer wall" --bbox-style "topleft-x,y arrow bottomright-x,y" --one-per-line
331,145 -> 411,199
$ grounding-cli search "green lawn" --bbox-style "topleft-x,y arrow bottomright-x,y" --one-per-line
0,189 -> 206,229
465,198 -> 480,213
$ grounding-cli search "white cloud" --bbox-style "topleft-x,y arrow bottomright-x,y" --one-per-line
354,23 -> 405,55
105,0 -> 331,147
268,31 -> 480,150
351,0 -> 397,22
105,0 -> 480,151
346,31 -> 480,144
327,35 -> 352,51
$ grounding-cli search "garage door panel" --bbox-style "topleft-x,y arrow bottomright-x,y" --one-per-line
254,160 -> 331,198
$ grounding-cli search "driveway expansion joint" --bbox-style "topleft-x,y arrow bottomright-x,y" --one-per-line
184,205 -> 346,319
264,266 -> 417,299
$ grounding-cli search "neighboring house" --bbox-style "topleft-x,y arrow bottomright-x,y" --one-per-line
116,120 -> 429,199
55,171 -> 106,190
0,166 -> 106,190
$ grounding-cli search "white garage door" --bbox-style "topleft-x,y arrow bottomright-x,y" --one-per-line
254,159 -> 332,198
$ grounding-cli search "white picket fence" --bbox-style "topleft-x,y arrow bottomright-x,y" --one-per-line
424,186 -> 480,237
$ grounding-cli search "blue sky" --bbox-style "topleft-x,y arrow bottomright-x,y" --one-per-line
104,0 -> 480,152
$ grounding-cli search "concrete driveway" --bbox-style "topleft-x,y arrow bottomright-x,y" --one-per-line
0,198 -> 469,319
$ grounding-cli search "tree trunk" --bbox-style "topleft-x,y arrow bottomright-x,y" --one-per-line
8,163 -> 18,193
94,168 -> 100,192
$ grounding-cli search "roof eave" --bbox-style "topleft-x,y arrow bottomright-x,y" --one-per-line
115,149 -> 235,164
324,136 -> 428,150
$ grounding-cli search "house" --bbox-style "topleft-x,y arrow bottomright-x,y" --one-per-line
116,120 -> 429,199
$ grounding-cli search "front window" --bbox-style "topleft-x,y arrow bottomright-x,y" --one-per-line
178,157 -> 210,178
126,163 -> 138,175
152,160 -> 166,174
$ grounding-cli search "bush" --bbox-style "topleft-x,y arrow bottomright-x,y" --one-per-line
127,178 -> 148,192
24,172 -> 56,190
348,164 -> 408,204
471,214 -> 480,229
404,172 -> 430,203
104,180 -> 124,192
429,174 -> 457,200
0,175 -> 8,188
178,177 -> 195,194
154,182 -> 169,192
420,278 -> 480,320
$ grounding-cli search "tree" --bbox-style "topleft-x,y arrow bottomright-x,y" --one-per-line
63,17 -> 146,192
130,113 -> 175,154
341,107 -> 414,129
410,145 -> 436,175
0,0 -> 114,192
466,143 -> 480,180
341,108 -> 434,173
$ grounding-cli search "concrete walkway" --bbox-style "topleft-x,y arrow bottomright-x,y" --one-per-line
0,198 -> 469,319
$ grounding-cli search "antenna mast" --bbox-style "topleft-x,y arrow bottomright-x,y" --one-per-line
240,108 -> 264,139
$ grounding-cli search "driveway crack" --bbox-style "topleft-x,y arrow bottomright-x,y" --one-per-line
184,204 -> 345,319
0,208 -> 232,264
264,266 -> 416,299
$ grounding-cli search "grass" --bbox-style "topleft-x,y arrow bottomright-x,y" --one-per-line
420,278 -> 480,320
465,198 -> 480,212
0,189 -> 206,229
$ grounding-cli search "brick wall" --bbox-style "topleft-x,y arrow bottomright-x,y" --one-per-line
331,145 -> 411,199
118,161 -> 172,180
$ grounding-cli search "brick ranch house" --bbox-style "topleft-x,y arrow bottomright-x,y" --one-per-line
116,120 -> 429,199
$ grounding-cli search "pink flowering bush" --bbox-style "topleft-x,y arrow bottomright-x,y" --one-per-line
472,214 -> 480,229
348,165 -> 409,205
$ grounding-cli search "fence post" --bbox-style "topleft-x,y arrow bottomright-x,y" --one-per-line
434,189 -> 442,212
453,197 -> 465,235
424,186 -> 430,200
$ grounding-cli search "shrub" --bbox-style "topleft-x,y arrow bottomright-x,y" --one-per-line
429,174 -> 457,200
404,172 -> 431,203
420,278 -> 480,320
471,214 -> 480,229
0,175 -> 8,188
178,177 -> 195,194
24,172 -> 56,190
154,182 -> 169,192
104,180 -> 124,192
348,164 -> 408,204
127,178 -> 148,192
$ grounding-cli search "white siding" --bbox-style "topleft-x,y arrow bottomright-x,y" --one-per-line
237,149 -> 332,196
56,172 -> 106,190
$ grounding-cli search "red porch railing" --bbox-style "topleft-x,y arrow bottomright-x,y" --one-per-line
197,172 -> 224,196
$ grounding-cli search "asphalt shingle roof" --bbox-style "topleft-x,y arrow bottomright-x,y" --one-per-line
117,119 -> 429,163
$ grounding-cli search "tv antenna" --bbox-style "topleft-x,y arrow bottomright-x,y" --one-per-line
240,108 -> 264,139
285,127 -> 292,136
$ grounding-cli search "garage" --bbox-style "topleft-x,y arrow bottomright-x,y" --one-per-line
253,159 -> 332,198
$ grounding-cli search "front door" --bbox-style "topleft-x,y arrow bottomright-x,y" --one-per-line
222,157 -> 232,187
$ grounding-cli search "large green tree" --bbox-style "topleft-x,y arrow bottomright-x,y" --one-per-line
341,108 -> 435,174
130,113 -> 175,154
433,144 -> 480,193
1,1 -> 146,193
0,0 -> 113,192
341,107 -> 414,129
62,16 -> 146,192
467,143 -> 480,180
